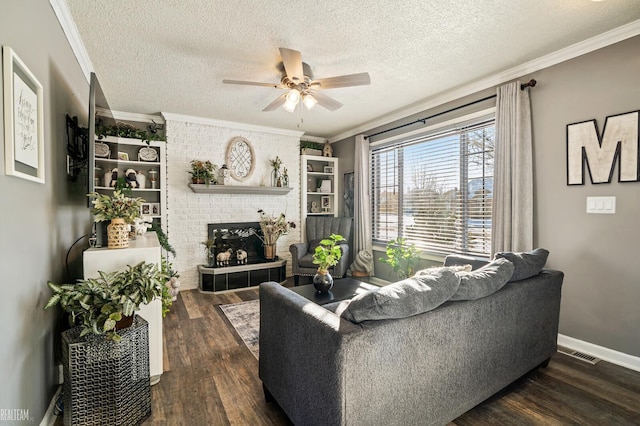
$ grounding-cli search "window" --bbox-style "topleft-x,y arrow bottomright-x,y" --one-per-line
371,116 -> 495,258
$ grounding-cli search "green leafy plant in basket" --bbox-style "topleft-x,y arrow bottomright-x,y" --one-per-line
45,261 -> 167,341
312,234 -> 346,273
379,237 -> 422,280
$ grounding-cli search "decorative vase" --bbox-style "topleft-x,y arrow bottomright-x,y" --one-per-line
107,218 -> 129,249
206,250 -> 215,267
271,169 -> 280,187
313,270 -> 333,293
264,244 -> 277,261
136,171 -> 146,189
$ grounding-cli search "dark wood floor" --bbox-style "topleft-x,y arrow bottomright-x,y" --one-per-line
141,280 -> 640,425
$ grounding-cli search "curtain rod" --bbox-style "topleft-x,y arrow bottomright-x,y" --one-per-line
365,79 -> 537,140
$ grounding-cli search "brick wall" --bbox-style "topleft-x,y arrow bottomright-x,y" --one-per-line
165,118 -> 302,290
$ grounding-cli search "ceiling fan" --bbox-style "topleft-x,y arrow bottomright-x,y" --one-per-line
223,48 -> 370,113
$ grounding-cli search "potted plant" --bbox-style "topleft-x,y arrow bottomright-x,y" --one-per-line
300,140 -> 323,156
189,159 -> 217,184
379,237 -> 422,280
45,261 -> 169,424
312,233 -> 346,293
269,156 -> 283,187
254,209 -> 296,260
88,190 -> 145,249
44,261 -> 167,341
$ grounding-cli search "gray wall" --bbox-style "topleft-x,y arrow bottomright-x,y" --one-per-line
333,35 -> 640,356
0,0 -> 90,420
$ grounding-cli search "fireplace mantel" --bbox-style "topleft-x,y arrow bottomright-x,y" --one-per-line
188,184 -> 292,195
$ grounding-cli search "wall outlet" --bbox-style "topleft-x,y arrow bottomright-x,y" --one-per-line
586,196 -> 616,214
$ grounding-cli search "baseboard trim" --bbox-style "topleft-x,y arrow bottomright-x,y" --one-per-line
39,385 -> 61,426
557,334 -> 640,372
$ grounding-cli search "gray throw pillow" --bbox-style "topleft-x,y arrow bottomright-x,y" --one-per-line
449,258 -> 514,301
338,268 -> 461,323
494,248 -> 549,281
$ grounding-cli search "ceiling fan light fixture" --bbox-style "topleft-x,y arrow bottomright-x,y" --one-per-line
302,93 -> 317,110
283,89 -> 300,112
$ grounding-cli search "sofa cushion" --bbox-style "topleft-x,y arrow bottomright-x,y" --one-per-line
449,258 -> 514,301
338,268 -> 460,323
415,264 -> 472,275
494,248 -> 549,281
443,254 -> 489,271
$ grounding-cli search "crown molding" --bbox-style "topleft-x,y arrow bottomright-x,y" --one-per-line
161,112 -> 305,137
329,19 -> 640,143
49,0 -> 93,84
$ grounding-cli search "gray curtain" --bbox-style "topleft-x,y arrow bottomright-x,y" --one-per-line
353,134 -> 374,274
491,80 -> 533,253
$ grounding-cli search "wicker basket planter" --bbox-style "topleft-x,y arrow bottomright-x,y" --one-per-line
107,218 -> 130,249
62,316 -> 151,426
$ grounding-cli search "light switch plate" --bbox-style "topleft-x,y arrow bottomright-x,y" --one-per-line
586,196 -> 616,214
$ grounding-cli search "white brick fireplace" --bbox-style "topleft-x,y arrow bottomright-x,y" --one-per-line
162,113 -> 303,290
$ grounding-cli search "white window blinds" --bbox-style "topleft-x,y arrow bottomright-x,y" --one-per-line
371,118 -> 495,258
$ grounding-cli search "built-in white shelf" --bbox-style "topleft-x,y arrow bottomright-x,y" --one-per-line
188,184 -> 292,195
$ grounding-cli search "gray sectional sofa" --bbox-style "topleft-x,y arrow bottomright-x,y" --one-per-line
259,251 -> 564,426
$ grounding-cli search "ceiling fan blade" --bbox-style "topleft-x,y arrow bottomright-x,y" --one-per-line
312,72 -> 371,89
223,79 -> 283,88
311,91 -> 343,111
262,94 -> 287,112
279,48 -> 304,83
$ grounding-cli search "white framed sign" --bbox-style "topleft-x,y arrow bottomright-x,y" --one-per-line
3,46 -> 45,183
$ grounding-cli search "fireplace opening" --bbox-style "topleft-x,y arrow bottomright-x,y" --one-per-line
207,222 -> 277,267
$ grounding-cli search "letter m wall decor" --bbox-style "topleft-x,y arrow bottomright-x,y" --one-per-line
567,110 -> 639,185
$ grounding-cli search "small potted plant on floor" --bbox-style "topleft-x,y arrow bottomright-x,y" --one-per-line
88,190 -> 145,249
312,233 -> 346,293
379,237 -> 422,280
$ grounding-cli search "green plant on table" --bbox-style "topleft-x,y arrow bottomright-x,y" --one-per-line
379,237 -> 422,280
312,234 -> 346,273
45,261 -> 166,341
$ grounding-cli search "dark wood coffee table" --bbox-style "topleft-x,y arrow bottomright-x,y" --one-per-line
289,277 -> 379,305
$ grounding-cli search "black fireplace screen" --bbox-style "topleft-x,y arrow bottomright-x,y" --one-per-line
207,222 -> 270,267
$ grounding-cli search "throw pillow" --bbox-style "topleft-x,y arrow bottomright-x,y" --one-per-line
338,268 -> 461,323
494,248 -> 549,281
449,258 -> 515,301
415,264 -> 473,276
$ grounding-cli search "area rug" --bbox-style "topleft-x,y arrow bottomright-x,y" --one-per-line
219,299 -> 260,359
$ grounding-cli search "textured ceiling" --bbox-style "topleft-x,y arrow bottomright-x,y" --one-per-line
65,0 -> 640,138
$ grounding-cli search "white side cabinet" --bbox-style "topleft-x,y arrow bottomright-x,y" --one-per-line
83,232 -> 163,385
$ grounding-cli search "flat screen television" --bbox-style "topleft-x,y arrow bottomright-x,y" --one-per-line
87,72 -> 116,200
87,73 -> 116,246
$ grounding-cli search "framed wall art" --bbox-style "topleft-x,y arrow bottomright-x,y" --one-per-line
3,46 -> 45,183
226,136 -> 255,181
